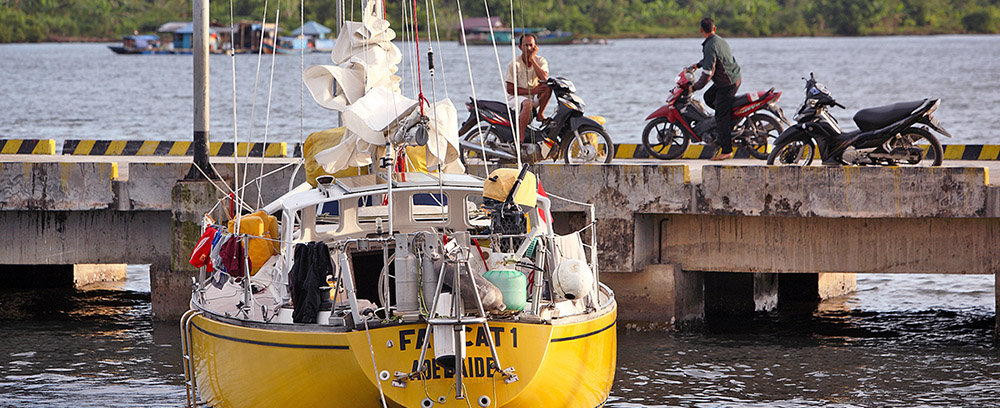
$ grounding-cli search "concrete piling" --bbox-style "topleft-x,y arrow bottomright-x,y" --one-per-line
154,180 -> 219,321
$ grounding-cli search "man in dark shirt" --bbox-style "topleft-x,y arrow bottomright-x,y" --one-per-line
690,17 -> 742,160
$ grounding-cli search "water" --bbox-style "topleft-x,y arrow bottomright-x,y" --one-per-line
0,268 -> 994,407
1,36 -> 999,146
1,37 -> 999,406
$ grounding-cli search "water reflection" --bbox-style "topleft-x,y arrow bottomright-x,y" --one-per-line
0,266 -> 185,408
609,274 -> 997,407
0,269 -> 995,407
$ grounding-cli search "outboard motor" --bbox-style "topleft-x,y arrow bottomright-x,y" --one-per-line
482,165 -> 535,252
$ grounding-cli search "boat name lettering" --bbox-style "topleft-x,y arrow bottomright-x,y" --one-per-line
409,357 -> 498,379
397,326 -> 518,351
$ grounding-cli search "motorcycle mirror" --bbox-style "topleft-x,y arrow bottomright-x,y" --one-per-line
810,72 -> 815,80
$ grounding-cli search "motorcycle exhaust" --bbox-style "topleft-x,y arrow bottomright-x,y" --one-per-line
459,139 -> 518,161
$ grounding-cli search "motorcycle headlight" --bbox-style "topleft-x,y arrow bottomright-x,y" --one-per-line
561,94 -> 585,111
553,77 -> 576,93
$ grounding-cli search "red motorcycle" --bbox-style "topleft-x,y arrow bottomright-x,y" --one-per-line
642,67 -> 790,160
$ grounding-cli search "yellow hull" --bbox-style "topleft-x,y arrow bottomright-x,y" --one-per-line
190,304 -> 616,408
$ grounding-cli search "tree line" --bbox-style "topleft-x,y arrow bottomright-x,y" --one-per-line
2,0 -> 998,43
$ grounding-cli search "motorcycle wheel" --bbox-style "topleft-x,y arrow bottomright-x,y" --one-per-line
641,117 -> 689,160
743,114 -> 783,160
891,127 -> 943,166
564,126 -> 614,164
767,138 -> 816,166
460,124 -> 504,166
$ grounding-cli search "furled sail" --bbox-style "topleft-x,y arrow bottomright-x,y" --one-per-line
303,0 -> 462,174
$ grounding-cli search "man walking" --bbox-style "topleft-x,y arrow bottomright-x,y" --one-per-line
505,34 -> 551,143
690,17 -> 741,161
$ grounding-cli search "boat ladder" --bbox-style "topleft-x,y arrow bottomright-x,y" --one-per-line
180,309 -> 204,408
400,235 -> 518,398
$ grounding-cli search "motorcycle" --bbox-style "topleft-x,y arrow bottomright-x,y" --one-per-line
767,73 -> 951,166
458,76 -> 613,165
642,66 -> 790,160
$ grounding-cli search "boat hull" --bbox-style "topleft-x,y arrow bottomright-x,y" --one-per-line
189,303 -> 616,407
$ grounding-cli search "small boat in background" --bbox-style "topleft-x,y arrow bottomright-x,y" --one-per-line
108,35 -> 165,54
262,35 -> 312,55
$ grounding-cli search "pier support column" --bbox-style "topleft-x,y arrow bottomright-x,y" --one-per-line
995,271 -> 999,340
152,180 -> 218,321
602,264 -> 704,330
779,273 -> 857,304
704,272 -> 778,317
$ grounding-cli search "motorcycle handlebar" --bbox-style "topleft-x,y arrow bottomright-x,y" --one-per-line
833,101 -> 846,109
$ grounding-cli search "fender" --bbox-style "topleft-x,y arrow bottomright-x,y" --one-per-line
569,116 -> 605,133
644,104 -> 674,121
772,124 -> 813,146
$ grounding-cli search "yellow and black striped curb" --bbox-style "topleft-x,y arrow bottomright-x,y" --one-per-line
0,139 -> 57,154
62,140 -> 288,157
612,144 -> 1000,160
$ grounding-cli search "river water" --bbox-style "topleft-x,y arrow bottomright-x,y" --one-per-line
0,268 -> 994,407
1,37 -> 998,407
1,36 -> 999,146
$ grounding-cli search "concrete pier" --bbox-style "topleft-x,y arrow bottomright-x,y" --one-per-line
1,155 -> 998,335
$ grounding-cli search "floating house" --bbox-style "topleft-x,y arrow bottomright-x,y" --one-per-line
292,20 -> 334,52
458,17 -> 574,46
457,16 -> 503,45
232,21 -> 279,53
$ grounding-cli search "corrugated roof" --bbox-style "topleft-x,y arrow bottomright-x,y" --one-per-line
156,21 -> 189,33
459,17 -> 503,30
292,21 -> 332,36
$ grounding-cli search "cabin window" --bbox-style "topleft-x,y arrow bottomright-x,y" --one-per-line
466,194 -> 489,227
318,201 -> 340,224
357,194 -> 389,224
411,193 -> 448,222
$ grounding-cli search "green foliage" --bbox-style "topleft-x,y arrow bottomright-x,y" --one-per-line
962,8 -> 999,32
1,0 -> 999,43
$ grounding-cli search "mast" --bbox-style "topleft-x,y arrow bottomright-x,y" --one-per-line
186,0 -> 217,180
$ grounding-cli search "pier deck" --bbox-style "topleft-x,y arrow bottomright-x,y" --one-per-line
1,153 -> 997,336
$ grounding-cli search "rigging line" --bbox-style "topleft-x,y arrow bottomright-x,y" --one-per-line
227,0 -> 240,199
455,0 -> 490,177
404,0 -> 419,103
410,0 -> 426,113
422,0 -> 444,219
517,0 -> 524,38
426,0 -> 448,99
299,0 -> 304,148
482,0 -> 521,168
191,161 -> 245,211
406,6 -> 417,105
255,5 -> 281,209
240,0 -> 273,219
508,0 -> 524,171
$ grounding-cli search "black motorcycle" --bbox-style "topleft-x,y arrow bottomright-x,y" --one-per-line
767,73 -> 951,166
458,77 -> 613,164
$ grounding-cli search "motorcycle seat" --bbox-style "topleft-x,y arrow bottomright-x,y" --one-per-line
472,99 -> 513,114
471,99 -> 520,122
853,99 -> 926,131
732,88 -> 775,108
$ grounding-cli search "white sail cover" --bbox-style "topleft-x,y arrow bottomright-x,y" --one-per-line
304,1 -> 462,174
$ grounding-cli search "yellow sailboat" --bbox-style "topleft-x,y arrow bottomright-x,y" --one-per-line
181,169 -> 617,408
179,2 -> 616,407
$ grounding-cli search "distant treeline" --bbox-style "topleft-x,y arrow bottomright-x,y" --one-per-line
2,0 -> 998,43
